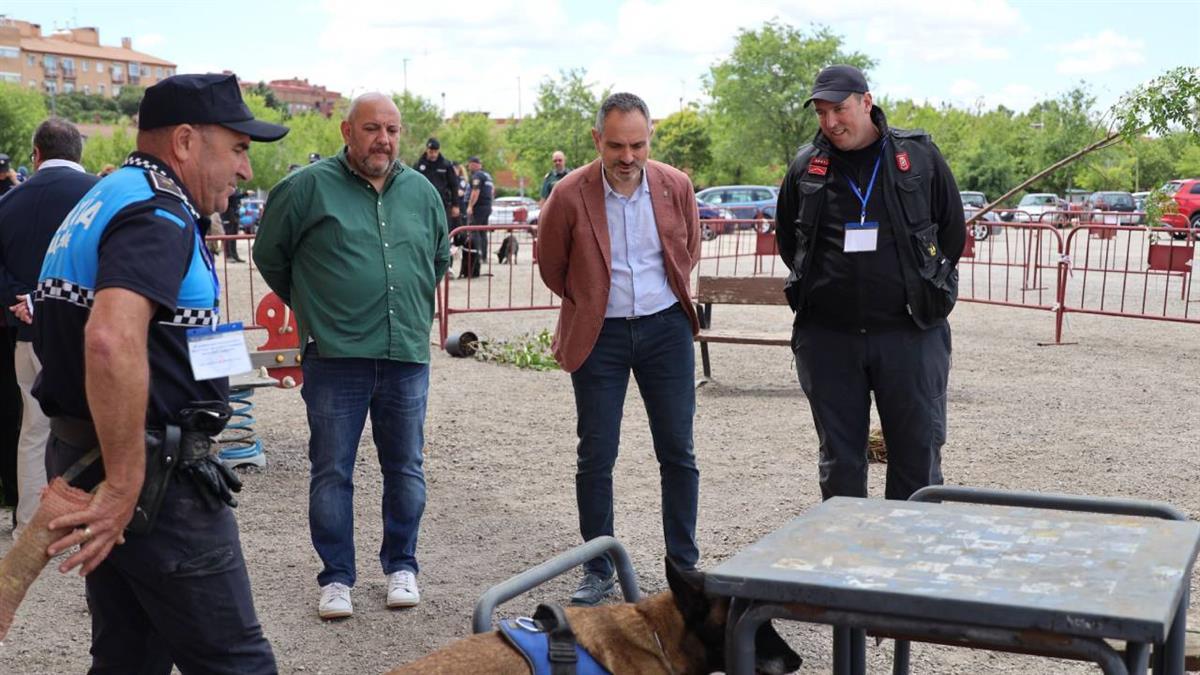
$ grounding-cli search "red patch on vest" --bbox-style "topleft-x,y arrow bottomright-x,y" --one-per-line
807,161 -> 827,176
811,157 -> 829,166
895,152 -> 911,172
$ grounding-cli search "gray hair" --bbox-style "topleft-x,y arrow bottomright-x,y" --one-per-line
33,117 -> 84,163
594,92 -> 651,135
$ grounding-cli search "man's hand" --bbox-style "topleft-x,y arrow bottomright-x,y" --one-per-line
450,206 -> 460,217
8,294 -> 32,324
46,479 -> 141,576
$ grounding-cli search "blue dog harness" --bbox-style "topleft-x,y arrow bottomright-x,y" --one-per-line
496,604 -> 610,675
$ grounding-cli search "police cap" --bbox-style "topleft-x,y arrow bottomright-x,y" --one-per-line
138,73 -> 289,142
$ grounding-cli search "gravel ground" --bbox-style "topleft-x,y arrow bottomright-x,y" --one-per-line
1,256 -> 1198,674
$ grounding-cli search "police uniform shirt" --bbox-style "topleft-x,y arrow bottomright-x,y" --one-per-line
414,153 -> 456,208
805,136 -> 909,331
470,169 -> 494,210
33,152 -> 226,426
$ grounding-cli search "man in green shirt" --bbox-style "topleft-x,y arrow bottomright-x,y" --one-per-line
254,92 -> 450,620
539,149 -> 570,206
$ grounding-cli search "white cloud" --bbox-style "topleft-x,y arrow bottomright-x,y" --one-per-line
1055,30 -> 1146,75
133,33 -> 165,50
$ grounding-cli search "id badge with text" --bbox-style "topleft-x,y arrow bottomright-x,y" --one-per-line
844,221 -> 880,253
187,322 -> 252,380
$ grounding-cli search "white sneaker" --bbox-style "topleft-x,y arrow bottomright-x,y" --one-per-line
387,570 -> 420,608
318,582 -> 353,619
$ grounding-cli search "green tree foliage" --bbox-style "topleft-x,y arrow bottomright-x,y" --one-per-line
705,22 -> 874,185
115,85 -> 145,118
506,69 -> 606,188
441,112 -> 505,171
241,93 -> 290,192
80,124 -> 136,174
249,82 -> 288,114
653,108 -> 712,181
47,91 -> 122,124
0,83 -> 48,162
394,91 -> 444,165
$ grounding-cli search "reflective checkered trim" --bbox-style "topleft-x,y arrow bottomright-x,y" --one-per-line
122,155 -> 200,220
36,278 -> 96,309
166,307 -> 217,327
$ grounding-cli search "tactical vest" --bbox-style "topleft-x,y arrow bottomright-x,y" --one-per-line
782,127 -> 958,328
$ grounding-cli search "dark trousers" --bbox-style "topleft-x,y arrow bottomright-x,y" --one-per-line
459,209 -> 491,278
46,435 -> 277,674
793,321 -> 951,501
570,304 -> 699,578
0,326 -> 19,508
221,218 -> 241,260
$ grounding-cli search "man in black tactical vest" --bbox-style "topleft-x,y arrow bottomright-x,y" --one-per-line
775,64 -> 965,502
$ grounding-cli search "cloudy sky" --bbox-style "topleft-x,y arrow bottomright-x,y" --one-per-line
9,0 -> 1198,119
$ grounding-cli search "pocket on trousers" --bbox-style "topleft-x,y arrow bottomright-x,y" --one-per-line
170,546 -> 238,579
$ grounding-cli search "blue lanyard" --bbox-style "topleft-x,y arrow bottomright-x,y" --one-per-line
194,221 -> 221,327
842,139 -> 888,225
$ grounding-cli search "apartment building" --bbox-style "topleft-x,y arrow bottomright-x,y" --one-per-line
241,77 -> 341,117
0,18 -> 175,96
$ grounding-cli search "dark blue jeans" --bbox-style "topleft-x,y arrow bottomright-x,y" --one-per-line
301,352 -> 429,587
45,435 -> 277,675
570,304 -> 699,578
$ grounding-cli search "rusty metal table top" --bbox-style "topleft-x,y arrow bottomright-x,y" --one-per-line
707,497 -> 1200,642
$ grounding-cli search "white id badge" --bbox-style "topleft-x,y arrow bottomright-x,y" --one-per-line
187,322 -> 252,380
844,221 -> 879,253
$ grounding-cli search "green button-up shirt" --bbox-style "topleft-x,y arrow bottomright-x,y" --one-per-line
253,149 -> 450,363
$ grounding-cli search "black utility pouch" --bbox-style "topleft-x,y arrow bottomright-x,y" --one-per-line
127,425 -> 182,535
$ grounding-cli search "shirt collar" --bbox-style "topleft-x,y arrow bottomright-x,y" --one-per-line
600,165 -> 649,200
122,151 -> 201,219
37,159 -> 86,173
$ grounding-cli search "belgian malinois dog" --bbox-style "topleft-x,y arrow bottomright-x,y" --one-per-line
388,558 -> 801,674
496,234 -> 520,264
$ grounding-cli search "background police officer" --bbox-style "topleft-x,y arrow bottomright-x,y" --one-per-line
776,64 -> 965,502
461,155 -> 493,278
539,149 -> 570,205
412,137 -> 458,231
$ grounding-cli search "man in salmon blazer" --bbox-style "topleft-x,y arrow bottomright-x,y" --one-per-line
537,91 -> 702,607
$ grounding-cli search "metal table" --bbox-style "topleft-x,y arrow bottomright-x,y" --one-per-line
707,492 -> 1200,675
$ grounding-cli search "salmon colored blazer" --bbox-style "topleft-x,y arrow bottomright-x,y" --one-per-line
537,159 -> 701,373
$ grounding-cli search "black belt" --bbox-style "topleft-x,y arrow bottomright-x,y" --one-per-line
613,302 -> 680,321
49,416 -> 216,464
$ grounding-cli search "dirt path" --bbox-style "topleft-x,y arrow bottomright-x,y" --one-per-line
2,296 -> 1198,674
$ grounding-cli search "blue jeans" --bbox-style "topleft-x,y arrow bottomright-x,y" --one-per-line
301,350 -> 429,587
570,304 -> 699,578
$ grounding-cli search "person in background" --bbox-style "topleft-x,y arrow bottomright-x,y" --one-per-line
461,156 -> 493,279
0,118 -> 99,541
539,150 -> 570,206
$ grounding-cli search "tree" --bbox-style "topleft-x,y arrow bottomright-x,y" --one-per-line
240,93 -> 289,192
653,108 -> 712,181
705,22 -> 874,184
394,91 -> 444,165
115,85 -> 145,118
440,113 -> 504,172
971,66 -> 1200,222
249,82 -> 287,115
80,124 -> 136,174
506,69 -> 606,188
0,83 -> 47,163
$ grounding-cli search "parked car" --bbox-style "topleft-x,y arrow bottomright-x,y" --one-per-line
488,196 -> 540,225
1085,191 -> 1137,226
697,200 -> 736,241
960,191 -> 1000,240
1003,193 -> 1065,224
1160,178 -> 1200,240
1132,191 -> 1150,225
695,185 -> 779,222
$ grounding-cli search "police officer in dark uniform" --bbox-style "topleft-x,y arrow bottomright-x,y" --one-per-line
462,155 -> 494,278
776,64 -> 965,502
34,73 -> 286,673
412,137 -> 459,232
0,154 -> 18,198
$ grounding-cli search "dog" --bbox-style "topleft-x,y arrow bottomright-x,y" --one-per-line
497,234 -> 520,264
388,558 -> 801,674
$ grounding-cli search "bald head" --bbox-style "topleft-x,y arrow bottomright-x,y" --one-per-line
341,92 -> 402,184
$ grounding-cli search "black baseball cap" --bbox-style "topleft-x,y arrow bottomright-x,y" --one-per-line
467,155 -> 481,164
138,73 -> 289,142
426,137 -> 440,150
0,153 -> 9,170
804,65 -> 869,107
